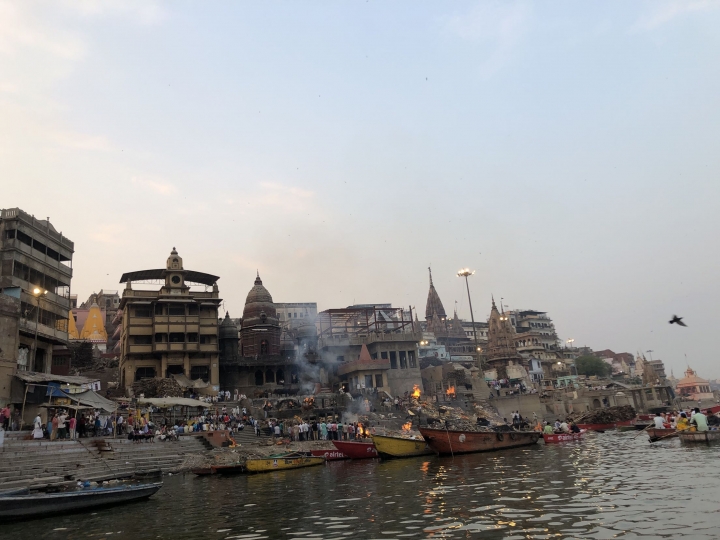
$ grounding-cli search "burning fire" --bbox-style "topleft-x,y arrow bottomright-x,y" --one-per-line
411,385 -> 421,399
401,422 -> 412,431
357,423 -> 365,437
445,386 -> 456,396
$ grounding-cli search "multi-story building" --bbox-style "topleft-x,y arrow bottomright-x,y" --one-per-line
0,208 -> 74,373
318,305 -> 423,397
275,302 -> 318,329
118,249 -> 221,393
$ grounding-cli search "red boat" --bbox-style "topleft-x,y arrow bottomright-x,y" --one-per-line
310,448 -> 349,461
577,419 -> 635,431
542,430 -> 587,443
418,428 -> 540,455
331,440 -> 378,459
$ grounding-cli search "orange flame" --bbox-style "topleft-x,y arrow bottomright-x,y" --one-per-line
402,422 -> 412,431
411,385 -> 421,399
357,423 -> 364,437
446,386 -> 456,396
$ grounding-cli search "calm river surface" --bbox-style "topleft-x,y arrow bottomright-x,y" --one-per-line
3,431 -> 720,540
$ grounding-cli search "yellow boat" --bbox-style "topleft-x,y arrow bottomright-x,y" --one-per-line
372,434 -> 434,459
244,452 -> 325,473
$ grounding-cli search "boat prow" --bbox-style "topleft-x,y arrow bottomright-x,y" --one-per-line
371,434 -> 434,459
331,440 -> 378,459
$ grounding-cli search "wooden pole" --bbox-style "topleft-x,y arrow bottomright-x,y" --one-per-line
19,383 -> 30,431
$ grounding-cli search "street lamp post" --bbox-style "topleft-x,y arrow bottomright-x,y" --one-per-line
457,268 -> 482,369
30,288 -> 48,373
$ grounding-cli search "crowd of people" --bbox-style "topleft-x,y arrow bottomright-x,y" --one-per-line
651,408 -> 715,432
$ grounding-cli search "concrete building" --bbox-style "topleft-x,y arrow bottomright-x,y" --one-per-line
275,302 -> 318,329
0,208 -> 74,373
318,305 -> 423,397
676,367 -> 713,403
0,289 -> 21,404
118,249 -> 221,393
507,309 -> 561,362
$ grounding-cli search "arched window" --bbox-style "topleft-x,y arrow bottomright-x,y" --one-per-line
265,369 -> 275,383
135,367 -> 156,380
276,368 -> 285,385
260,340 -> 269,355
290,367 -> 299,384
254,370 -> 264,386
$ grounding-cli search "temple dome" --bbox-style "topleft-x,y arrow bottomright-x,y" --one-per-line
219,312 -> 239,340
242,272 -> 278,325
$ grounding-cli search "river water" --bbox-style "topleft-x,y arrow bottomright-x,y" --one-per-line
4,431 -> 720,540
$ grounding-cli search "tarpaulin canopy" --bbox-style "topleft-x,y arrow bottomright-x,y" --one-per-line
171,373 -> 210,389
68,390 -> 118,413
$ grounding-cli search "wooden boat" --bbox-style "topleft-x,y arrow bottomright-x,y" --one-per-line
678,430 -> 720,443
310,448 -> 348,461
418,428 -> 540,456
191,467 -> 215,476
542,430 -> 587,443
245,452 -> 324,473
210,464 -> 245,475
0,483 -> 161,521
646,428 -> 678,442
371,434 -> 434,459
577,419 -> 635,432
332,440 -> 378,459
617,423 -> 652,432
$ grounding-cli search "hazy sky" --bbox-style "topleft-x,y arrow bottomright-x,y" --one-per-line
2,1 -> 719,377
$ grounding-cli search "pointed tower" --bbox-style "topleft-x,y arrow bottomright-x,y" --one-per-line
487,296 -> 523,379
450,307 -> 465,339
68,309 -> 79,340
79,301 -> 108,344
425,267 -> 447,321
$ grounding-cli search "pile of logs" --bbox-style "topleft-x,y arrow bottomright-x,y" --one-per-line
573,405 -> 636,424
132,377 -> 183,398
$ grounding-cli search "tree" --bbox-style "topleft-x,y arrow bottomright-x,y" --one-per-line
575,355 -> 612,377
69,341 -> 94,371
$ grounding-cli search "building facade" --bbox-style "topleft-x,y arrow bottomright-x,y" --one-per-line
118,249 -> 221,393
0,208 -> 74,373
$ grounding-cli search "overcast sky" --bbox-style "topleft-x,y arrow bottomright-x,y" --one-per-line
2,1 -> 719,377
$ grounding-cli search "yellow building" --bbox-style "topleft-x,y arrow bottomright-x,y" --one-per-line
118,249 -> 221,394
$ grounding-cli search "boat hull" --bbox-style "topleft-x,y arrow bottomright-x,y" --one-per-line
331,440 -> 378,459
245,456 -> 324,473
577,419 -> 635,431
678,431 -> 720,443
0,483 -> 161,520
418,428 -> 540,455
646,428 -> 678,441
371,435 -> 434,459
310,449 -> 348,461
617,423 -> 652,432
542,430 -> 586,443
211,464 -> 245,475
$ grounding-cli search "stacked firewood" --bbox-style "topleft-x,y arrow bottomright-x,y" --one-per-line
573,405 -> 636,424
132,377 -> 183,398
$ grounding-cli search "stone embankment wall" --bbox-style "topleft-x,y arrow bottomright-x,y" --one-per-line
0,432 -> 210,490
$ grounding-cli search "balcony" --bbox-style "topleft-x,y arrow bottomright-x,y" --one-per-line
319,331 -> 422,349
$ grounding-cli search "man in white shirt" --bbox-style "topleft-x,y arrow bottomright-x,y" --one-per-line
653,414 -> 665,429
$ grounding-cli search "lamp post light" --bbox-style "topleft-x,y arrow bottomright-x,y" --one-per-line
30,287 -> 48,373
566,338 -> 575,349
457,268 -> 482,368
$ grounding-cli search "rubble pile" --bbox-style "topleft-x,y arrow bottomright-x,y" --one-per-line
410,399 -> 505,433
132,377 -> 183,398
573,405 -> 636,424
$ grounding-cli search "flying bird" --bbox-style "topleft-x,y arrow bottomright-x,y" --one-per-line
669,315 -> 687,327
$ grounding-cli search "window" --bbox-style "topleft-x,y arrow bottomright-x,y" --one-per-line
380,351 -> 388,359
154,333 -> 167,342
168,305 -> 185,316
187,333 -> 198,342
190,366 -> 209,382
134,307 -> 151,318
365,375 -> 373,388
154,304 -> 164,315
200,335 -> 214,344
294,312 -> 297,318
133,336 -> 152,345
135,367 -> 156,380
371,353 -> 378,360
336,355 -> 345,363
187,304 -> 198,315
408,350 -> 416,368
399,351 -> 407,369
389,351 -> 397,369
4,229 -> 15,239
260,340 -> 269,355
265,369 -> 275,383
254,370 -> 264,385
375,374 -> 383,388
169,333 -> 185,343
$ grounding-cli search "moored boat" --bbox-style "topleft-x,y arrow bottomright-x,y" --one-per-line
211,464 -> 245,475
678,430 -> 720,443
332,440 -> 378,459
191,467 -> 215,476
542,430 -> 587,443
617,423 -> 652,432
310,448 -> 348,461
245,452 -> 325,473
371,434 -> 434,459
577,419 -> 635,432
646,428 -> 678,442
0,483 -> 162,521
418,428 -> 540,456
